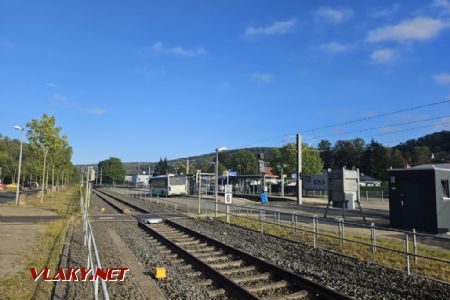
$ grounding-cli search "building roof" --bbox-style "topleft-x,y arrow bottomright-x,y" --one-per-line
389,163 -> 450,172
360,174 -> 382,182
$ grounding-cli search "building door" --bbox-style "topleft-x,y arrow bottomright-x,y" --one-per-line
399,181 -> 423,230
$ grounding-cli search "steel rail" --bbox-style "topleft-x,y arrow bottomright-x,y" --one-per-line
93,188 -> 352,299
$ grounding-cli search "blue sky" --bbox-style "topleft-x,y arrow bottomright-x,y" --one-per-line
1,0 -> 450,164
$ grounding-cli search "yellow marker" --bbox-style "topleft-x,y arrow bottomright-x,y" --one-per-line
155,267 -> 166,280
101,207 -> 106,213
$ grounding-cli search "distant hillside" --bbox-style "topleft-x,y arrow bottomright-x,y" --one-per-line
395,130 -> 450,162
76,131 -> 450,175
123,147 -> 277,174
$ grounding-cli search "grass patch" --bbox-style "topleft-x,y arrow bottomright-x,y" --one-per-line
3,187 -> 80,215
0,188 -> 79,299
217,215 -> 450,283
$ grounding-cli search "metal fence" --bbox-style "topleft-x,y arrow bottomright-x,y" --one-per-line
111,188 -> 450,281
80,185 -> 109,300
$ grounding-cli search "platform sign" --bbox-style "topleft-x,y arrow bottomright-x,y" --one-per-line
224,184 -> 232,204
258,160 -> 265,173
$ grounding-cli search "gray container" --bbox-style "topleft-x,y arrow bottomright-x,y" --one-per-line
388,164 -> 450,233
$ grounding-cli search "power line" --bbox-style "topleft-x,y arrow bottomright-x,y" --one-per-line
362,121 -> 450,139
312,115 -> 450,139
303,99 -> 450,133
238,99 -> 450,148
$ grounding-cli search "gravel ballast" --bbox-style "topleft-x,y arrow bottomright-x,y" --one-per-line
173,218 -> 450,299
100,190 -> 450,299
92,193 -> 222,299
63,219 -> 146,299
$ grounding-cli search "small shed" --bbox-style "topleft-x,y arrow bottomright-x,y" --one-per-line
387,164 -> 450,233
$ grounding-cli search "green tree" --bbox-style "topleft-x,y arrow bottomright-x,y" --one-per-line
318,139 -> 334,169
411,146 -> 432,165
333,138 -> 365,169
361,140 -> 389,181
388,148 -> 405,169
229,150 -> 258,174
270,143 -> 323,176
98,157 -> 127,184
27,114 -> 62,203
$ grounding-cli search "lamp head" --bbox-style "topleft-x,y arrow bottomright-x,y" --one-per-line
215,146 -> 228,152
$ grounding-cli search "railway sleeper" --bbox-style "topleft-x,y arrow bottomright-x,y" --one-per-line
209,259 -> 244,269
263,289 -> 310,300
247,280 -> 289,293
185,271 -> 202,277
183,245 -> 216,252
176,240 -> 201,246
197,279 -> 214,286
200,255 -> 231,263
207,288 -> 226,298
193,250 -> 224,258
232,272 -> 271,284
219,265 -> 256,275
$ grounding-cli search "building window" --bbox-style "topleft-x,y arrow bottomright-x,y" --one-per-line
442,180 -> 450,198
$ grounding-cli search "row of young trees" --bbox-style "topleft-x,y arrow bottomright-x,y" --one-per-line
0,114 -> 77,203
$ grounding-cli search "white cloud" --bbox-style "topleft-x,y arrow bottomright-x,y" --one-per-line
244,19 -> 296,37
314,7 -> 354,24
434,72 -> 450,84
370,49 -> 395,63
318,41 -> 354,53
370,4 -> 400,18
432,0 -> 450,12
367,17 -> 450,42
52,93 -> 76,108
45,82 -> 59,88
251,72 -> 273,84
86,108 -> 106,115
151,41 -> 206,57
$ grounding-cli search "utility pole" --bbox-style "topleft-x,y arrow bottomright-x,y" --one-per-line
186,159 -> 189,174
100,167 -> 103,186
296,133 -> 302,205
215,150 -> 219,217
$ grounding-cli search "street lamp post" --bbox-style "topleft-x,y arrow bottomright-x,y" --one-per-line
215,146 -> 227,217
14,125 -> 24,206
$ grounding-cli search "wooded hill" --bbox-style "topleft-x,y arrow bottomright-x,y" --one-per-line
80,130 -> 450,183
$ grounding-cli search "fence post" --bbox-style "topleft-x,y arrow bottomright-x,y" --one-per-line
370,223 -> 376,253
366,190 -> 369,201
413,229 -> 417,264
291,213 -> 295,230
405,233 -> 410,275
259,208 -> 265,234
338,219 -> 343,245
381,191 -> 384,202
313,215 -> 318,249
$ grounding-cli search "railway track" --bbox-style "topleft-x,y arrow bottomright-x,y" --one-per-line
93,188 -> 351,300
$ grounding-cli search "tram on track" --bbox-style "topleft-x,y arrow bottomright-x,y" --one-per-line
149,174 -> 188,196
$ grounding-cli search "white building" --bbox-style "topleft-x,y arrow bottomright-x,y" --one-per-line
125,174 -> 150,186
